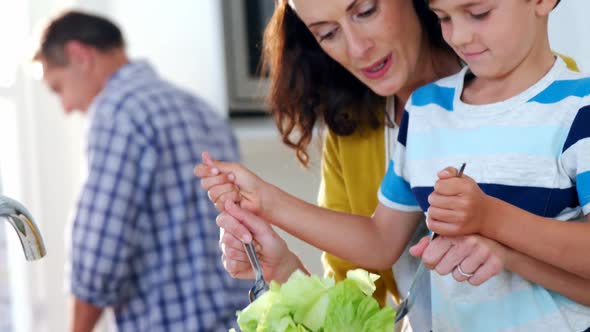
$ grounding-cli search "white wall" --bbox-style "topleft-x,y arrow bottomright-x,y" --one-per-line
8,2 -> 85,332
232,118 -> 325,278
107,0 -> 229,115
9,1 -> 230,332
5,1 -> 590,332
549,0 -> 590,71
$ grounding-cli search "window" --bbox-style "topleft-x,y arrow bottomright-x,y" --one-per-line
0,1 -> 31,331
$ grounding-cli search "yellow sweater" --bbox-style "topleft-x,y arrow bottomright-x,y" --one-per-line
317,53 -> 579,307
318,125 -> 399,307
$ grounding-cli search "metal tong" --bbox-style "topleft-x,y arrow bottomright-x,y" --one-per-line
243,241 -> 269,302
394,163 -> 466,323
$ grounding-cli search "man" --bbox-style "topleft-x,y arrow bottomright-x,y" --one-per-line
33,10 -> 250,331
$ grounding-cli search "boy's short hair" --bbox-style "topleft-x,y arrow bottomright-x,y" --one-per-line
33,10 -> 125,66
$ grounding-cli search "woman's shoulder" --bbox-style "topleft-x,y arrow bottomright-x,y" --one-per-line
324,124 -> 385,167
325,123 -> 384,147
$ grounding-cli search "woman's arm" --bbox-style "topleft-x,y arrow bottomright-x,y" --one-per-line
197,151 -> 422,269
268,164 -> 413,270
226,194 -> 422,270
413,234 -> 590,306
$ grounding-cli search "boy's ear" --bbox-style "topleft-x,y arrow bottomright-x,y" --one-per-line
535,0 -> 559,16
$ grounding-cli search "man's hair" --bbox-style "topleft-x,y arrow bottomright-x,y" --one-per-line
33,10 -> 125,66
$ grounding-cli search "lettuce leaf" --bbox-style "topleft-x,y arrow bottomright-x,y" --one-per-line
233,268 -> 394,332
345,268 -> 380,297
279,271 -> 334,331
324,279 -> 394,332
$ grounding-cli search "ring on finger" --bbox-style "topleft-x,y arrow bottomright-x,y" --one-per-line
457,264 -> 475,278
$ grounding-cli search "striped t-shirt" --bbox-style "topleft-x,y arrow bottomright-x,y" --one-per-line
378,57 -> 590,331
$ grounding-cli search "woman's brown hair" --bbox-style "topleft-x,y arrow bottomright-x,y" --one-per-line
262,0 -> 451,166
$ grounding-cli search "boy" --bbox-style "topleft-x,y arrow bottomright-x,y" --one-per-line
382,0 -> 590,330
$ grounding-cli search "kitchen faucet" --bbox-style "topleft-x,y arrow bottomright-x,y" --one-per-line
0,195 -> 46,260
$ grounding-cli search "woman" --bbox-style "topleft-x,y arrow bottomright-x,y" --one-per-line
201,0 -> 581,329
213,0 -> 459,306
205,1 -> 458,331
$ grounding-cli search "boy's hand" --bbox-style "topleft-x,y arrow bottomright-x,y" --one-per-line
426,166 -> 492,236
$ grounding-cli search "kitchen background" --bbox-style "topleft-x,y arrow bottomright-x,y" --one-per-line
0,1 -> 588,331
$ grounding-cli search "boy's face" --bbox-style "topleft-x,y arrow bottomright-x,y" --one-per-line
428,0 -> 554,78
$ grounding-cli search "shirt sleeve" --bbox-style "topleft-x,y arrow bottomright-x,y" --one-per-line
562,102 -> 590,215
378,110 -> 422,212
69,111 -> 157,306
317,129 -> 351,213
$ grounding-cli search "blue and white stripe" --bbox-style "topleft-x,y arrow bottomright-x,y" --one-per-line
379,57 -> 590,331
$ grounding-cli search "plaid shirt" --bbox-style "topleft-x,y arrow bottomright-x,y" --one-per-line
68,61 -> 250,331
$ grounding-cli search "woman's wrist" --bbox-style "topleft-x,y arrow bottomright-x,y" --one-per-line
260,182 -> 286,221
273,251 -> 308,283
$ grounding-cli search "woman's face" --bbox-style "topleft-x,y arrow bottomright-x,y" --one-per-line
291,0 -> 425,97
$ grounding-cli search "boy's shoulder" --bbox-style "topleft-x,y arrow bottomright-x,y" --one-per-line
408,67 -> 466,111
558,64 -> 590,81
532,65 -> 590,104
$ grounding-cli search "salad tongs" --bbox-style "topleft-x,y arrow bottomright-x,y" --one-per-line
395,163 -> 466,323
243,241 -> 269,302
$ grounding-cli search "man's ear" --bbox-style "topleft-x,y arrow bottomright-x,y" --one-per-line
64,40 -> 94,71
535,0 -> 559,17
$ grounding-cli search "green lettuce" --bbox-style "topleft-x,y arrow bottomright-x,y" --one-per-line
233,269 -> 395,332
324,279 -> 395,332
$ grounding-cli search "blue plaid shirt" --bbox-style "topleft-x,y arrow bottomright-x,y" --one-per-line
68,61 -> 251,331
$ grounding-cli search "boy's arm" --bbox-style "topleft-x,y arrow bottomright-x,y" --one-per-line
488,105 -> 590,278
428,168 -> 590,279
430,100 -> 590,280
481,200 -> 590,279
504,242 -> 590,306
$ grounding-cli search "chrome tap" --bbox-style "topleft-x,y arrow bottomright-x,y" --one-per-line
0,195 -> 46,260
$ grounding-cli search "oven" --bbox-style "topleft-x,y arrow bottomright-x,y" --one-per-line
221,0 -> 274,114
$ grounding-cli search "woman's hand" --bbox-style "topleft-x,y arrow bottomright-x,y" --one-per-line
217,200 -> 308,283
410,234 -> 506,286
194,152 -> 268,215
426,166 -> 493,236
